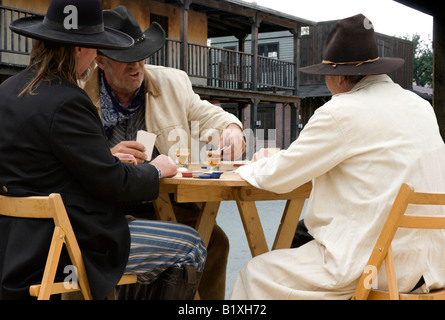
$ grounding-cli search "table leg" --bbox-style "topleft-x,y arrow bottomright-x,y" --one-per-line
272,198 -> 305,250
234,193 -> 269,257
152,193 -> 177,222
194,201 -> 220,247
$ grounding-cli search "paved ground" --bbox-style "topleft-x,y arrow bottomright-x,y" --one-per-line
216,200 -> 305,299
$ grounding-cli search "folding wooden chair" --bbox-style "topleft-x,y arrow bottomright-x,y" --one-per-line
0,193 -> 136,300
352,183 -> 445,300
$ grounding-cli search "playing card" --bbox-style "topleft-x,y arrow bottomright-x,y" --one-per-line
136,130 -> 156,160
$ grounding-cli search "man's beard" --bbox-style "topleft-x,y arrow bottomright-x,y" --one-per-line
78,60 -> 96,82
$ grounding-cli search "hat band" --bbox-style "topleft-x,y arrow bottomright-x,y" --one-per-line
322,57 -> 380,68
43,16 -> 104,35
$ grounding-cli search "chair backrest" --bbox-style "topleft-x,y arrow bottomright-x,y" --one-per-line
0,193 -> 93,299
352,183 -> 445,300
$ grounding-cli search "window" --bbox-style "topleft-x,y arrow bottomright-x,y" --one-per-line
257,105 -> 276,141
150,14 -> 169,37
301,26 -> 310,36
149,14 -> 169,67
224,46 -> 236,51
258,43 -> 279,59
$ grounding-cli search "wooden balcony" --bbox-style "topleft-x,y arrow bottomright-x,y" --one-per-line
0,5 -> 301,106
0,6 -> 35,78
151,39 -> 296,94
0,2 -> 418,147
0,4 -> 414,114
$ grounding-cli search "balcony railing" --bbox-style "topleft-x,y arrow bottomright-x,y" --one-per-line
1,5 -> 296,93
151,40 -> 296,93
0,6 -> 37,56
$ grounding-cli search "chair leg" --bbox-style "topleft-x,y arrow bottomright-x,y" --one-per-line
385,246 -> 400,300
38,226 -> 65,300
62,291 -> 85,300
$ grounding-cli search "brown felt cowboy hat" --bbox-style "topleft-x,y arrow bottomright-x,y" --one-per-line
299,14 -> 405,76
98,6 -> 166,63
9,0 -> 134,50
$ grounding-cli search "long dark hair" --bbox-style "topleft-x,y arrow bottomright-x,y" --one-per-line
19,40 -> 78,96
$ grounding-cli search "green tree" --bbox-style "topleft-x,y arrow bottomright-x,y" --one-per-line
411,33 -> 433,88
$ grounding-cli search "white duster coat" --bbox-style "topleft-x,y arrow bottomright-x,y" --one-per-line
232,75 -> 445,299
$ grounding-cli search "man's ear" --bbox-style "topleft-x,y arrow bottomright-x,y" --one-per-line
337,75 -> 347,86
75,46 -> 82,58
95,55 -> 105,70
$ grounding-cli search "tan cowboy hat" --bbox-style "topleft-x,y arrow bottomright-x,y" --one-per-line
299,14 -> 404,75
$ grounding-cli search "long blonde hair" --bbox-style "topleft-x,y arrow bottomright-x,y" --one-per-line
19,40 -> 78,96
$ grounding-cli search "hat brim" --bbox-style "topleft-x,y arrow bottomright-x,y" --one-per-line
9,15 -> 134,50
299,57 -> 405,76
98,22 -> 166,63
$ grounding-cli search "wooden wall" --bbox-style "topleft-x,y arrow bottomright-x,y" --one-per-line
2,0 -> 50,13
2,0 -> 208,46
103,0 -> 208,45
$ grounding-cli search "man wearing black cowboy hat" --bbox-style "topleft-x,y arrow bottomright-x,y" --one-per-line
82,6 -> 243,300
0,0 -> 207,300
231,14 -> 445,299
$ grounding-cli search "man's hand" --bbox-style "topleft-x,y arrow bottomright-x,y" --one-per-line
150,155 -> 177,178
111,141 -> 147,164
252,148 -> 281,162
219,124 -> 246,160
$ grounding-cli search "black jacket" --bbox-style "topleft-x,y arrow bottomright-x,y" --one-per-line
0,67 -> 160,299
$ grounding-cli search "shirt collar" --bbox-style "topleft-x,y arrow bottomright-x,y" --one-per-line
143,67 -> 161,97
350,74 -> 394,93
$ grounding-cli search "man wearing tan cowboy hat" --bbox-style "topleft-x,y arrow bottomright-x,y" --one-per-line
230,14 -> 445,299
82,6 -> 244,299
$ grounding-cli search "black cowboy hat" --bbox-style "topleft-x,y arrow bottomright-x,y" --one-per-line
9,0 -> 133,50
98,6 -> 166,63
299,14 -> 405,75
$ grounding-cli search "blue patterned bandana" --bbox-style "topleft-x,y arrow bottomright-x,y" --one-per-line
99,69 -> 145,138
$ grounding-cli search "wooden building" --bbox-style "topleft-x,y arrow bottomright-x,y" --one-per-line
211,21 -> 414,144
0,0 -> 315,148
0,0 -> 416,149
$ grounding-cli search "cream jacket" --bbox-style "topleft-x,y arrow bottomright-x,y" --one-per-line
232,75 -> 445,299
83,65 -> 242,159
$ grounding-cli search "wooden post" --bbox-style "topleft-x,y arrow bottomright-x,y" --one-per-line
249,97 -> 260,154
180,0 -> 190,73
236,33 -> 248,90
291,26 -> 301,97
250,13 -> 261,91
250,97 -> 260,131
433,16 -> 445,140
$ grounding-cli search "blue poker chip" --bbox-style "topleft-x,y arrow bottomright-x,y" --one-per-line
210,172 -> 223,179
199,175 -> 211,179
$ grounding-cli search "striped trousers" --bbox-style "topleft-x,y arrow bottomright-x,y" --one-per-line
124,219 -> 207,284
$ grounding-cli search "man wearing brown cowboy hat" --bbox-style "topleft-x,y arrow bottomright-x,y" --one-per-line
82,6 -> 244,299
230,14 -> 445,299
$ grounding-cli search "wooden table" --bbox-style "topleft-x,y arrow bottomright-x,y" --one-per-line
152,163 -> 312,257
